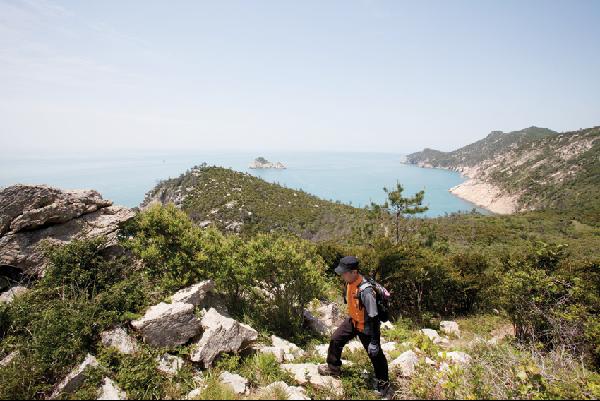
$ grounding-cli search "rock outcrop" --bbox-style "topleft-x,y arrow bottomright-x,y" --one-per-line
440,321 -> 461,337
171,280 -> 215,306
190,308 -> 258,367
0,185 -> 134,276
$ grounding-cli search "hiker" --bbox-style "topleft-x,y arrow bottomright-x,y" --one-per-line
318,255 -> 390,396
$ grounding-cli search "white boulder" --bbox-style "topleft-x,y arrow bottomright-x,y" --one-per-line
390,350 -> 419,377
131,302 -> 201,348
190,308 -> 258,367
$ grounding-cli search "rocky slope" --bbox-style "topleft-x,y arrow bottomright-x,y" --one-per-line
0,185 -> 134,278
406,126 -> 600,219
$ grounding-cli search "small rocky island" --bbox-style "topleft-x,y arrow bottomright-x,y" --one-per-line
248,157 -> 286,169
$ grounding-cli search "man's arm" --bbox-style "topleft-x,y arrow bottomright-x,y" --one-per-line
361,286 -> 381,341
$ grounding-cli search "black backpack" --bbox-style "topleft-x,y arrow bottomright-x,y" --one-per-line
346,276 -> 391,323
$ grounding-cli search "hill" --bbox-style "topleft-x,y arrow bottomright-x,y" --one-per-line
406,126 -> 600,222
140,165 -> 370,241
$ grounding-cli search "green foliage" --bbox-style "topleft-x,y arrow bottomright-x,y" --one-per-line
244,233 -> 326,340
238,353 -> 293,387
497,241 -> 600,368
0,238 -> 150,399
121,203 -> 218,293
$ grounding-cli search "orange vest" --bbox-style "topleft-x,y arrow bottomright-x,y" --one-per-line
347,275 -> 366,332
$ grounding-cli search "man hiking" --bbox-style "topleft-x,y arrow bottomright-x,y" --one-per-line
318,256 -> 390,397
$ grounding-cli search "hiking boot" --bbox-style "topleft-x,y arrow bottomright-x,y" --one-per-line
317,364 -> 341,377
375,380 -> 391,398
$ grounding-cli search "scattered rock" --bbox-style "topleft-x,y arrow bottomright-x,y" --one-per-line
0,351 -> 18,367
0,185 -> 134,276
156,354 -> 185,376
303,302 -> 344,335
270,335 -> 305,361
0,285 -> 28,304
190,308 -> 258,367
100,328 -> 138,355
171,280 -> 215,306
258,346 -> 286,363
262,381 -> 310,400
281,363 -> 343,395
390,350 -> 419,377
315,344 -> 329,358
131,302 -> 201,348
421,328 -> 450,346
438,351 -> 472,366
50,354 -> 99,399
440,321 -> 461,337
98,378 -> 127,400
381,342 -> 397,354
381,321 -> 395,330
219,371 -> 249,395
346,339 -> 364,353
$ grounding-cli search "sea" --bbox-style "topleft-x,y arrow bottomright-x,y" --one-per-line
0,150 -> 489,218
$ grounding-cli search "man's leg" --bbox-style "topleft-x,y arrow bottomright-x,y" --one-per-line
357,332 -> 389,383
326,317 -> 356,368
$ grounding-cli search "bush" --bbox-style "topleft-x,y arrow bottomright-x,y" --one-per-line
497,241 -> 600,368
121,204 -> 219,293
243,234 -> 327,340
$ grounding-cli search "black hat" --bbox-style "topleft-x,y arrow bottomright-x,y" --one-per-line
335,256 -> 359,274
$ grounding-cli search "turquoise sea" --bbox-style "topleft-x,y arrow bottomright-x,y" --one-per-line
0,151 -> 489,218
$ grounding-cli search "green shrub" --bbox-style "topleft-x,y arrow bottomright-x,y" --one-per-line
243,233 -> 327,340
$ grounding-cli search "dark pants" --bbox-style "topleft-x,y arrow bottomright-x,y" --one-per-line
326,317 -> 389,382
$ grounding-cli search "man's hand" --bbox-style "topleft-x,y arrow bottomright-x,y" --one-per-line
367,342 -> 380,358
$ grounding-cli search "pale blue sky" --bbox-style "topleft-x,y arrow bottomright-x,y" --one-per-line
1,0 -> 599,153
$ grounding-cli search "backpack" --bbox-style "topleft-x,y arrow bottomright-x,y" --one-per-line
346,276 -> 391,323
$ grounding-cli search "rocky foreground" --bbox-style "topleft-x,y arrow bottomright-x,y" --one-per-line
0,185 -> 134,278
1,274 -> 490,400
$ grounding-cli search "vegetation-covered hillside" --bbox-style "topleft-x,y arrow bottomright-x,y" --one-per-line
406,126 -> 600,223
141,165 -> 370,241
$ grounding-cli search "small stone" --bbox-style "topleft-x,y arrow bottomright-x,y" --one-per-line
262,381 -> 310,400
101,328 -> 138,355
98,378 -> 127,400
219,371 -> 249,395
156,354 -> 185,376
0,286 -> 28,304
440,321 -> 461,337
171,280 -> 215,306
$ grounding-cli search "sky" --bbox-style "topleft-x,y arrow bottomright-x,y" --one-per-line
1,0 -> 599,154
